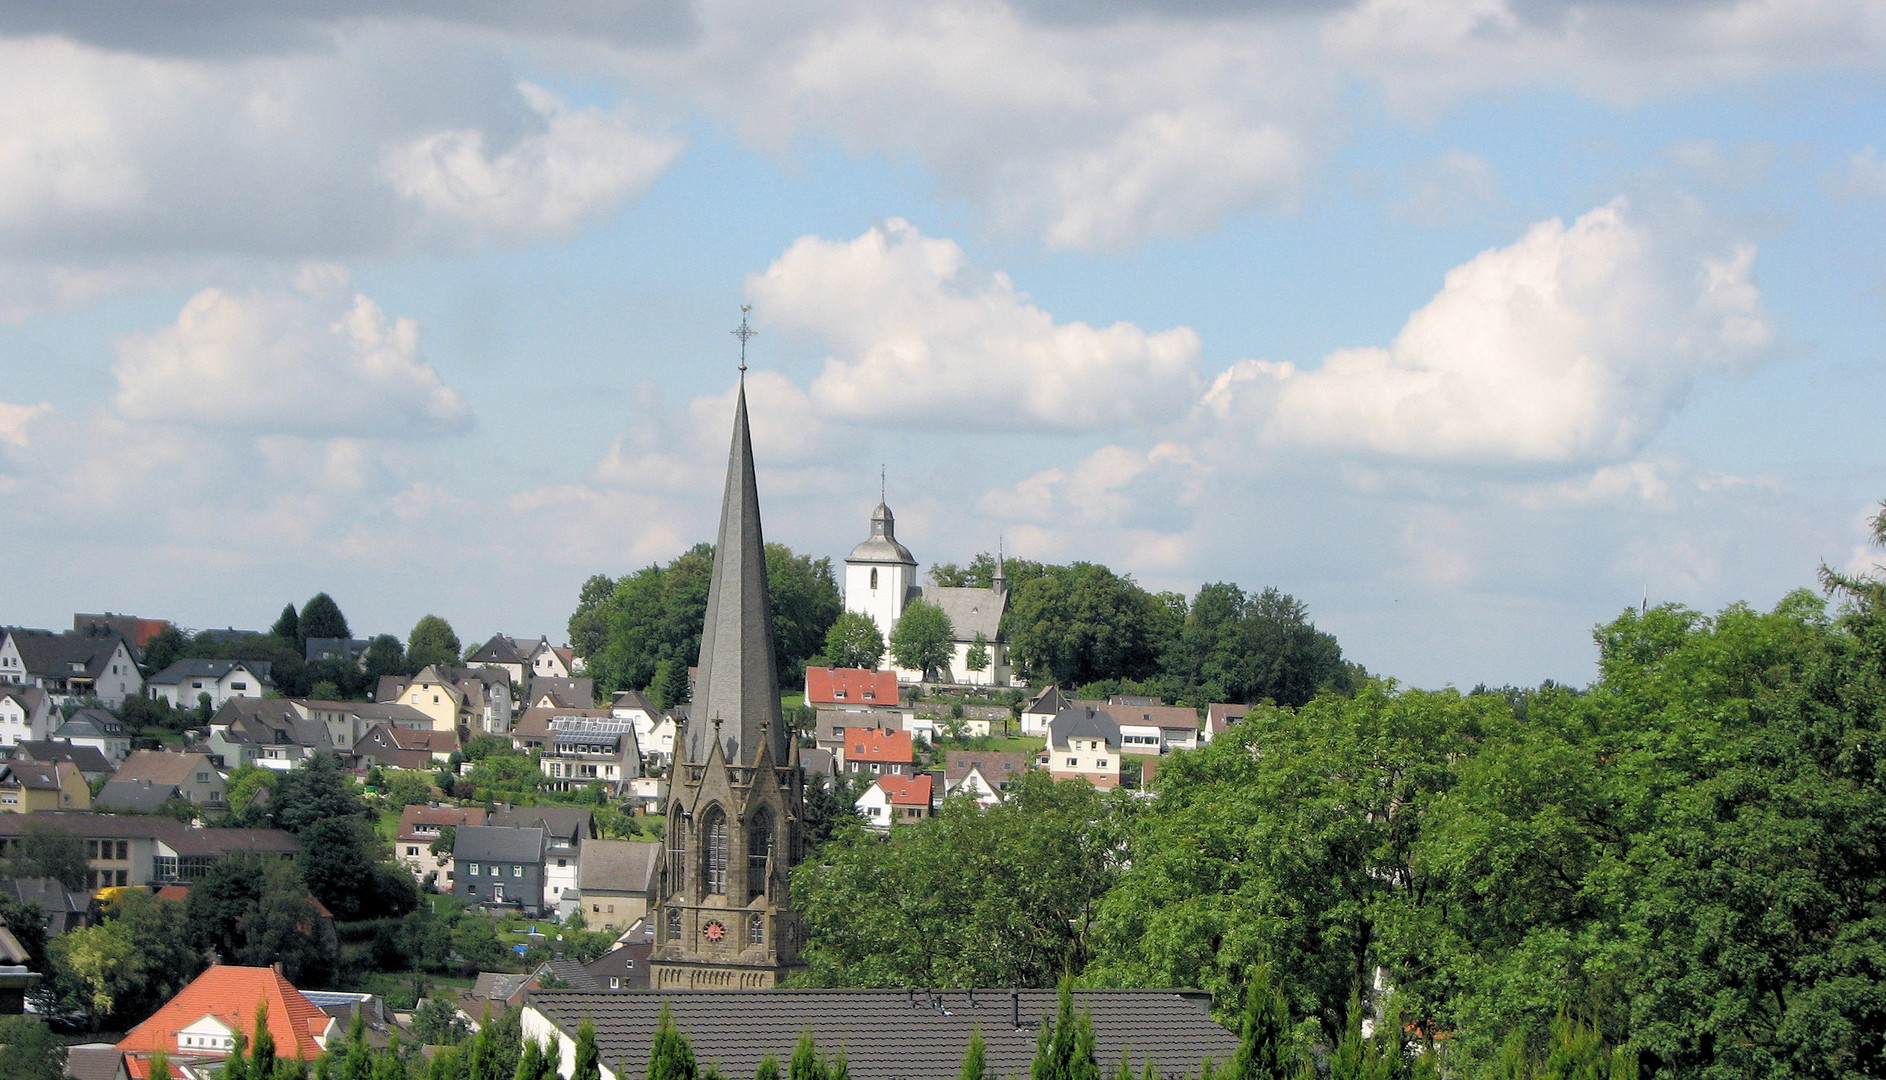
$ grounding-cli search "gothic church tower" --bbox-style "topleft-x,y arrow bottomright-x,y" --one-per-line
650,369 -> 806,990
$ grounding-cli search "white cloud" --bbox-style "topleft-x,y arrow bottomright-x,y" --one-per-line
1831,146 -> 1886,199
381,81 -> 680,242
0,400 -> 51,447
1202,200 -> 1778,465
750,219 -> 1202,428
111,266 -> 471,438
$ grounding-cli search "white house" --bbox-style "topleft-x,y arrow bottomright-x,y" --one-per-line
50,707 -> 132,765
530,640 -> 581,679
946,765 -> 1004,807
1044,706 -> 1126,790
0,685 -> 55,747
145,659 -> 274,709
1020,685 -> 1071,736
856,773 -> 934,830
0,628 -> 143,706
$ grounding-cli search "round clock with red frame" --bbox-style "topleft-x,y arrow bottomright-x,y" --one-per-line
703,920 -> 726,942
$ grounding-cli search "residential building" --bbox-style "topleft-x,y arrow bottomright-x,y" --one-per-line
857,773 -> 934,828
521,989 -> 1238,1080
578,839 -> 662,933
117,964 -> 333,1070
0,627 -> 142,706
1105,699 -> 1201,752
0,812 -> 298,889
72,613 -> 169,654
608,689 -> 663,745
1019,686 -> 1071,736
530,640 -> 580,679
491,806 -> 592,914
841,727 -> 914,777
1203,703 -> 1251,744
582,938 -> 653,992
513,710 -> 643,797
942,750 -> 1032,804
1042,707 -> 1126,789
0,685 -> 53,747
352,724 -> 458,771
145,659 -> 274,710
453,825 -> 547,913
303,637 -> 369,665
0,877 -> 91,934
298,698 -> 434,751
206,699 -> 335,770
98,750 -> 225,809
395,805 -> 486,889
651,375 -> 805,991
11,740 -> 114,785
839,501 -> 1013,686
47,708 -> 132,765
812,708 -> 908,762
0,759 -> 89,812
378,664 -> 515,734
529,676 -> 595,709
804,667 -> 900,711
465,634 -> 536,683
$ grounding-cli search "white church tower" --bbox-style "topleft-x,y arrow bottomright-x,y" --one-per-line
844,498 -> 917,641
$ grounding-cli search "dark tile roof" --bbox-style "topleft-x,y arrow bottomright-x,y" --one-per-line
538,959 -> 603,991
467,634 -> 531,666
148,658 -> 274,686
455,824 -> 547,863
16,740 -> 114,775
490,805 -> 594,841
1049,707 -> 1122,749
525,989 -> 1237,1080
578,839 -> 661,893
4,628 -> 132,682
63,1045 -> 126,1080
96,778 -> 184,811
51,708 -> 124,740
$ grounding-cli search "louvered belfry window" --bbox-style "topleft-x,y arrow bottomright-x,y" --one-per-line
702,807 -> 729,894
747,810 -> 773,901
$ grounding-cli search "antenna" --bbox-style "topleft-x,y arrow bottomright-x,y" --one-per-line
731,305 -> 757,375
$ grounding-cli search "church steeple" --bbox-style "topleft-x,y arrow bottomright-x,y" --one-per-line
687,379 -> 786,768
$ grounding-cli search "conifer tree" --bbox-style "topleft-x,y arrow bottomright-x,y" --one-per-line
345,1009 -> 374,1080
1327,995 -> 1367,1080
647,1005 -> 698,1080
789,1030 -> 825,1080
756,1054 -> 782,1080
959,1031 -> 988,1080
826,1051 -> 850,1080
150,1051 -> 172,1080
226,1030 -> 251,1080
516,1038 -> 545,1080
252,1001 -> 277,1080
1031,980 -> 1099,1080
1229,966 -> 1293,1080
575,1018 -> 602,1080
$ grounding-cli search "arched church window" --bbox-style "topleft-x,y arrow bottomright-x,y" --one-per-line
747,809 -> 773,901
668,802 -> 688,888
870,567 -> 878,590
701,806 -> 729,895
748,912 -> 765,945
666,908 -> 681,941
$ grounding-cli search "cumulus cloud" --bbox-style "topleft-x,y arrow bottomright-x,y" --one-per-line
111,266 -> 471,438
750,219 -> 1202,428
1202,200 -> 1778,465
0,400 -> 50,447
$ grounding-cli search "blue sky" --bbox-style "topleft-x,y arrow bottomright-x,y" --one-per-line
2,1 -> 1884,689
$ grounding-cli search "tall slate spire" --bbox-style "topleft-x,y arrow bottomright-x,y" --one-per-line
686,378 -> 785,767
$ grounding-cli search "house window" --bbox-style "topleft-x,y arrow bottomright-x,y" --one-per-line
115,870 -> 127,887
666,908 -> 682,941
87,840 -> 99,858
1097,759 -> 1109,768
468,863 -> 480,876
833,690 -> 846,699
1066,758 -> 1078,767
512,865 -> 523,877
610,977 -> 620,989
231,683 -> 247,691
748,913 -> 765,945
408,847 -> 419,856
115,841 -> 127,860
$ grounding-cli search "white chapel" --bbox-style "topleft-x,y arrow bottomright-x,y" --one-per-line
842,498 -> 1012,687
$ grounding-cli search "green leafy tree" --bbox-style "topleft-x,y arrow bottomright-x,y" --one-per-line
0,896 -> 47,976
647,1005 -> 698,1080
1160,583 -> 1349,708
44,891 -> 200,1027
272,604 -> 301,646
958,1031 -> 988,1080
890,599 -> 954,681
569,574 -> 617,663
384,771 -> 436,807
363,634 -> 409,681
270,752 -> 369,834
824,611 -> 887,671
408,616 -> 462,671
0,1016 -> 65,1080
574,1017 -> 602,1080
788,1031 -> 825,1080
0,820 -> 87,890
298,593 -> 351,643
966,633 -> 990,675
767,544 -> 845,677
1005,563 -> 1174,689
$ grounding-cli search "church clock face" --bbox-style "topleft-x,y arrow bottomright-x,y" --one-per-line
703,920 -> 726,942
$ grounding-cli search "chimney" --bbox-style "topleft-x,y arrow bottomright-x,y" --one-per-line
1010,988 -> 1020,1029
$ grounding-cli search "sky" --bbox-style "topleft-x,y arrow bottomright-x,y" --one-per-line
2,0 -> 1884,690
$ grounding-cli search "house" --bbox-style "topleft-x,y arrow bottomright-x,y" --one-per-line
513,710 -> 643,797
856,773 -> 934,829
12,740 -> 115,785
529,677 -> 595,710
99,750 -> 225,809
117,964 -> 334,1069
0,627 -> 143,706
378,664 -> 515,734
464,635 -> 542,684
1203,703 -> 1251,744
206,700 -> 334,770
814,708 -> 909,762
298,698 -> 434,752
0,877 -> 93,934
924,584 -> 1010,687
72,613 -> 170,654
146,659 -> 274,711
521,988 -> 1239,1080
0,759 -> 89,812
0,812 -> 298,890
62,1046 -> 129,1080
395,805 -> 486,889
1042,707 -> 1126,789
490,806 -> 593,914
1019,686 -> 1071,736
47,708 -> 132,765
530,640 -> 581,680
942,750 -> 1031,805
1105,699 -> 1201,752
577,839 -> 662,933
841,728 -> 914,777
0,685 -> 54,746
582,937 -> 654,992
607,688 -> 662,739
353,724 -> 459,771
453,825 -> 548,913
303,637 -> 369,665
804,667 -> 900,711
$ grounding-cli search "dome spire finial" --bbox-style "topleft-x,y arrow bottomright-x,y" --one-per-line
731,305 -> 757,376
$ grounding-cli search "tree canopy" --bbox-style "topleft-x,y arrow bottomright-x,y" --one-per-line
298,592 -> 351,642
408,614 -> 462,670
890,599 -> 955,680
824,610 -> 886,671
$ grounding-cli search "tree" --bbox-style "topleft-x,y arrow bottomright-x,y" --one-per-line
646,1005 -> 697,1080
299,593 -> 351,643
966,633 -> 990,675
1031,980 -> 1099,1080
141,623 -> 187,675
0,896 -> 47,977
766,544 -> 844,678
270,752 -> 369,834
1229,966 -> 1296,1080
251,1001 -> 277,1080
788,1031 -> 824,1080
363,635 -> 409,681
755,1056 -> 782,1080
958,1031 -> 988,1080
1160,583 -> 1349,708
411,999 -> 470,1047
272,604 -> 301,646
187,856 -> 333,984
0,820 -> 87,890
0,1016 -> 65,1080
569,574 -> 617,663
43,891 -> 199,1027
408,616 -> 462,671
890,599 -> 954,682
573,1017 -> 602,1080
648,659 -> 687,713
1005,563 -> 1174,689
824,611 -> 886,671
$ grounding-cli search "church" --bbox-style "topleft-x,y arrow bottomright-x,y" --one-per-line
843,499 -> 1013,687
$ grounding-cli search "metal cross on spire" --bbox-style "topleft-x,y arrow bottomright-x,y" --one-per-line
732,305 -> 758,374
880,464 -> 886,502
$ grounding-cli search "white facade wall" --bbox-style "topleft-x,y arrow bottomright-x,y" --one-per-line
0,637 -> 24,686
95,642 -> 143,706
150,663 -> 263,710
844,559 -> 911,644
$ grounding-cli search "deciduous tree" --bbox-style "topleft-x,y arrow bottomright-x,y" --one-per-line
408,616 -> 462,670
824,611 -> 886,671
890,599 -> 954,681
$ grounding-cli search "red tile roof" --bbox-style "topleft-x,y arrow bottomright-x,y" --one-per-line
875,773 -> 933,807
805,667 -> 899,707
397,804 -> 487,840
845,727 -> 913,764
118,964 -> 332,1060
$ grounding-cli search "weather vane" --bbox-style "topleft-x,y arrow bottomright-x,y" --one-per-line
732,305 -> 757,374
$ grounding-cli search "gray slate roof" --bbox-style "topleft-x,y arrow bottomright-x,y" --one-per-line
927,586 -> 1006,642
1049,706 -> 1122,750
847,502 -> 917,565
685,381 -> 787,769
15,740 -> 113,775
52,708 -> 124,741
62,1045 -> 126,1080
490,806 -> 594,842
96,778 -> 183,811
526,989 -> 1237,1080
148,657 -> 273,685
4,628 -> 130,682
578,839 -> 661,893
455,824 -> 547,863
